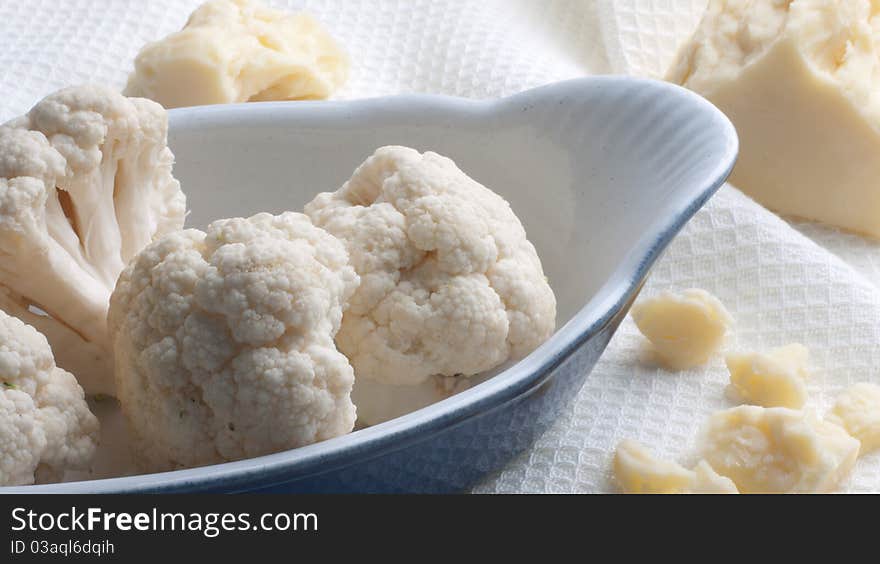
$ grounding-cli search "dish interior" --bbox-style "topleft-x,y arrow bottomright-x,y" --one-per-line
171,81 -> 732,331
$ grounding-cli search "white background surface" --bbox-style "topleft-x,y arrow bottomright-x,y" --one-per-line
2,0 -> 879,492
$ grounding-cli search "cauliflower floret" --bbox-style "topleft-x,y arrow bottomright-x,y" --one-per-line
305,146 -> 556,390
613,440 -> 738,494
124,0 -> 348,108
0,309 -> 98,485
108,212 -> 359,470
0,85 -> 186,395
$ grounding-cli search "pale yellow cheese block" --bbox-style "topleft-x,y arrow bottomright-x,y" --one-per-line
828,383 -> 880,454
613,440 -> 738,494
125,0 -> 348,108
699,405 -> 860,493
726,343 -> 810,409
631,288 -> 733,370
669,0 -> 880,237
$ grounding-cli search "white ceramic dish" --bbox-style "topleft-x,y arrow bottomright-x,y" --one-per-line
10,77 -> 736,492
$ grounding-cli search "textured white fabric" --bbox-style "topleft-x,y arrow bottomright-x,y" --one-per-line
2,0 -> 879,492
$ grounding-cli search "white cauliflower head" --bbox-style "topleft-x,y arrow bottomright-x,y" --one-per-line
0,309 -> 99,486
108,212 -> 359,470
305,146 -> 557,387
0,85 -> 186,395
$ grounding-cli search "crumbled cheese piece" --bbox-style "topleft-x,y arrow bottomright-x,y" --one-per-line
614,440 -> 738,494
699,406 -> 860,493
630,288 -> 733,370
125,0 -> 348,108
726,343 -> 810,408
827,383 -> 880,454
690,461 -> 739,494
669,0 -> 880,236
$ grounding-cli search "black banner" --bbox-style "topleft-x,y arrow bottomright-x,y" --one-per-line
3,495 -> 584,560
0,494 -> 859,560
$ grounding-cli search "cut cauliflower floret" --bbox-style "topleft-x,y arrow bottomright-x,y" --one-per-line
108,212 -> 359,470
0,85 -> 186,395
726,343 -> 810,408
124,0 -> 349,108
631,288 -> 733,370
613,440 -> 738,494
0,309 -> 98,486
305,146 -> 556,391
698,406 -> 860,493
827,383 -> 880,454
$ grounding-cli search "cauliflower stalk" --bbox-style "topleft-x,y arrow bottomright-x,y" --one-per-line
0,309 -> 98,486
0,85 -> 186,395
305,146 -> 556,415
108,212 -> 359,470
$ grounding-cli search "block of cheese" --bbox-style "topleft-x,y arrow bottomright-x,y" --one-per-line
699,406 -> 860,493
827,383 -> 880,454
614,440 -> 738,494
124,0 -> 348,108
726,343 -> 810,408
630,288 -> 733,370
669,0 -> 880,237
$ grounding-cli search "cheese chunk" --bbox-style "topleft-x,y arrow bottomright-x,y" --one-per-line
124,0 -> 348,108
631,288 -> 732,370
827,383 -> 880,454
669,0 -> 880,237
690,460 -> 739,494
726,343 -> 810,408
614,440 -> 738,494
699,406 -> 860,493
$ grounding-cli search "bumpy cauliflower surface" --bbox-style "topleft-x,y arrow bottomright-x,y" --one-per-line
124,0 -> 349,108
108,212 -> 359,470
0,310 -> 98,486
0,85 -> 186,395
305,146 -> 556,390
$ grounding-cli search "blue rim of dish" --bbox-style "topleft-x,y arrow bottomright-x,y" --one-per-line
8,77 -> 738,493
